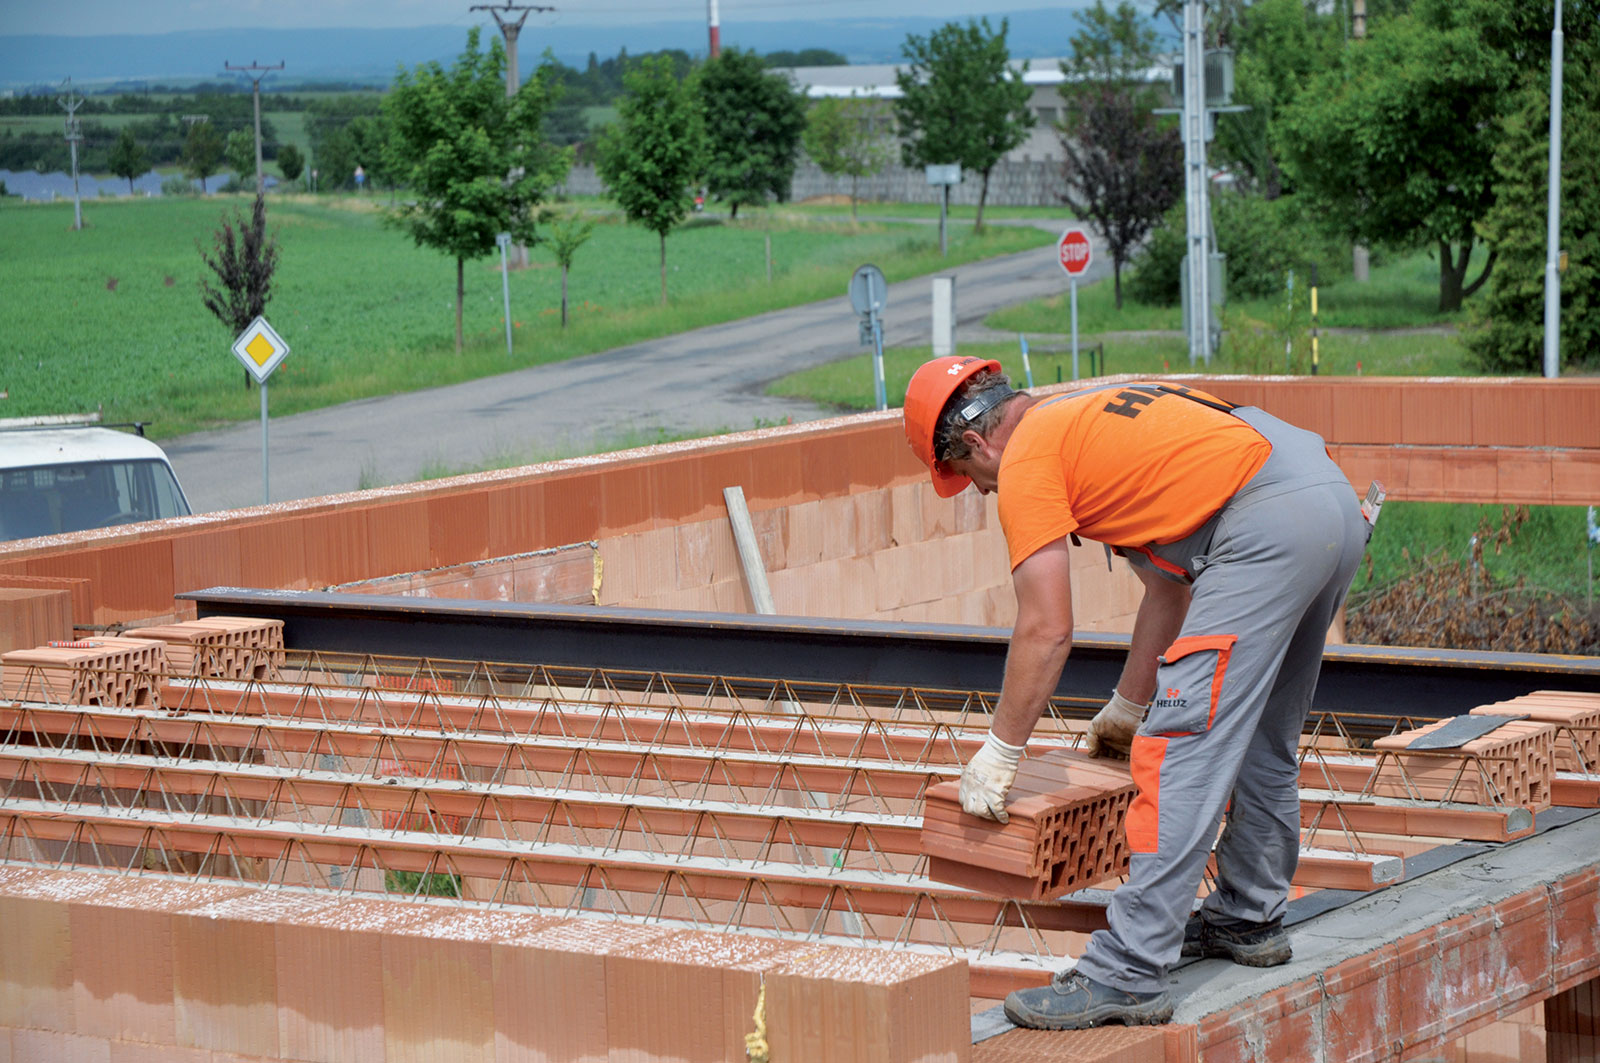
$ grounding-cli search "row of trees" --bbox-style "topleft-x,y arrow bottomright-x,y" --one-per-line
1053,0 -> 1598,372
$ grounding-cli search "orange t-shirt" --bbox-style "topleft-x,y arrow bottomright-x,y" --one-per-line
998,382 -> 1271,569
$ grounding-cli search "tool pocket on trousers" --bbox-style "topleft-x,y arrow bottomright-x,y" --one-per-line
1126,734 -> 1167,854
1146,633 -> 1238,735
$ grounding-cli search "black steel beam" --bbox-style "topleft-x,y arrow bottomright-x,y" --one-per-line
181,588 -> 1600,720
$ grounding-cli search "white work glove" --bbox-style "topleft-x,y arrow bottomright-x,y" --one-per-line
1085,689 -> 1149,759
959,732 -> 1026,823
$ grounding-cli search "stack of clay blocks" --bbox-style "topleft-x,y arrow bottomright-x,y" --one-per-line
0,636 -> 165,710
0,864 -> 971,1063
920,749 -> 1135,901
125,616 -> 285,681
1472,690 -> 1600,774
1371,716 -> 1556,810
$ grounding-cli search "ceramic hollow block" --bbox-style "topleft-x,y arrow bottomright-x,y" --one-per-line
0,638 -> 165,710
1472,691 -> 1600,774
920,750 -> 1135,900
1371,717 -> 1556,810
125,617 -> 284,682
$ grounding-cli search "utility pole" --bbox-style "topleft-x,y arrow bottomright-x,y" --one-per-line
1180,0 -> 1211,364
470,3 -> 554,95
58,78 -> 84,230
470,3 -> 555,269
1544,0 -> 1564,379
708,0 -> 722,59
224,60 -> 284,195
1350,0 -> 1370,282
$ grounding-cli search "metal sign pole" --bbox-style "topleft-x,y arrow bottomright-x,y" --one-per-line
940,185 -> 949,258
869,272 -> 887,411
497,232 -> 513,357
260,381 -> 270,505
1070,278 -> 1081,380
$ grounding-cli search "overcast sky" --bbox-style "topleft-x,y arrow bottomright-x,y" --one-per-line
5,0 -> 1065,35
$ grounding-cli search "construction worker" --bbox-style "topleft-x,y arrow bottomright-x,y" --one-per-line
901,357 -> 1370,1030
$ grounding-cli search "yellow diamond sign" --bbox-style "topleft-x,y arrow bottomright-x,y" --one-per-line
230,315 -> 291,383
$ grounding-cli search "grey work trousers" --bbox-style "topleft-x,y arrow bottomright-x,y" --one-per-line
1073,406 -> 1370,994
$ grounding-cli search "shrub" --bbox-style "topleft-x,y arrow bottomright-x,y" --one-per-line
160,175 -> 196,197
1127,191 -> 1345,306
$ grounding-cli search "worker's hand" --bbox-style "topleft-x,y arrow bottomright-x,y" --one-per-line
959,732 -> 1026,823
1085,689 -> 1149,759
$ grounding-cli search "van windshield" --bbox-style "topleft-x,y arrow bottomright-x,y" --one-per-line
0,459 -> 192,542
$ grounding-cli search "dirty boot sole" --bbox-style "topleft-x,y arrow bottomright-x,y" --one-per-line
1003,988 -> 1174,1031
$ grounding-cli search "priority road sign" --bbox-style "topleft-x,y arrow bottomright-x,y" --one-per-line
1058,228 -> 1093,276
231,315 -> 290,384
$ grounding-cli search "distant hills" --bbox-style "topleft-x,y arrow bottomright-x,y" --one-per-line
0,8 -> 1096,92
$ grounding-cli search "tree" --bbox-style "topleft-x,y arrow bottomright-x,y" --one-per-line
1060,88 -> 1182,308
1276,2 -> 1509,312
1061,0 -> 1161,93
548,212 -> 596,327
764,49 -> 848,68
802,97 -> 892,222
224,129 -> 255,184
277,143 -> 305,185
1466,29 -> 1600,372
181,120 -> 224,195
699,47 -> 807,219
595,55 -> 707,305
198,193 -> 280,389
894,18 -> 1034,232
384,28 -> 572,353
107,128 -> 146,194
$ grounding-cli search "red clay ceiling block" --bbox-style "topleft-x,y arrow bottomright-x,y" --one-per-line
1372,717 -> 1556,810
1473,691 -> 1600,773
764,946 -> 970,1063
0,638 -> 165,710
922,750 -> 1135,901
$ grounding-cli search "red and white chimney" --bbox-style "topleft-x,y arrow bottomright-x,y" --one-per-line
708,0 -> 721,58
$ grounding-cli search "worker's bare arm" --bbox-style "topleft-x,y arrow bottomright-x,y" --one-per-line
990,538 -> 1075,746
1118,565 -> 1192,705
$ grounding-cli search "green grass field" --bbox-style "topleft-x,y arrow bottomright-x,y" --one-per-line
986,247 -> 1484,335
0,194 -> 1052,436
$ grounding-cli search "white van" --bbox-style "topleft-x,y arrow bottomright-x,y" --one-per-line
0,425 -> 193,542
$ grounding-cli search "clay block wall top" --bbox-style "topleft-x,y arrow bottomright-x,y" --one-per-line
2,378 -> 1596,626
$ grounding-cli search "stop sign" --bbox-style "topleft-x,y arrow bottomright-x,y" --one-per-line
1058,228 -> 1093,276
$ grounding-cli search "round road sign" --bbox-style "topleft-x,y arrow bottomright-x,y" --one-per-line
1058,229 -> 1093,277
848,264 -> 888,315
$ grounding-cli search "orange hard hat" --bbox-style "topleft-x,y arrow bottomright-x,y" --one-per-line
902,355 -> 1003,498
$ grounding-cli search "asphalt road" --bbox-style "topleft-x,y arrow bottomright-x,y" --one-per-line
166,223 -> 1109,513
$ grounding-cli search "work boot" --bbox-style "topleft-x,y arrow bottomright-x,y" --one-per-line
1181,913 -> 1292,967
1003,970 -> 1174,1031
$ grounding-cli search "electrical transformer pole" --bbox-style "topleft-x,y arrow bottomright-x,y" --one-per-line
470,3 -> 555,269
59,79 -> 85,230
225,61 -> 284,195
1180,0 -> 1211,364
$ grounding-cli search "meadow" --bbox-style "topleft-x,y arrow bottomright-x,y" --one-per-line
0,194 -> 1052,436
